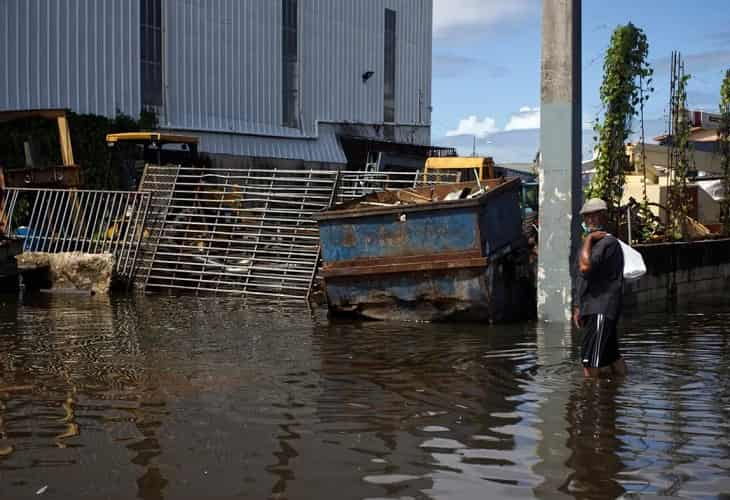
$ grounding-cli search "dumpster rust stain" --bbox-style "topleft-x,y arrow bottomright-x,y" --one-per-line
379,224 -> 408,249
341,226 -> 357,248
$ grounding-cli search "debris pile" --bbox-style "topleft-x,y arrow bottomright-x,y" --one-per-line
336,180 -> 505,210
16,252 -> 114,294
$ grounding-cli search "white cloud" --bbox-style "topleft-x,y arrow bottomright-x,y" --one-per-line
433,0 -> 534,38
445,106 -> 544,138
446,115 -> 499,138
505,107 -> 540,131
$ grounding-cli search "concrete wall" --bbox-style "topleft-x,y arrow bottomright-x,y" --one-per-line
624,239 -> 730,309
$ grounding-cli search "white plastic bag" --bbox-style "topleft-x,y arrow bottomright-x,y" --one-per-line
618,240 -> 646,281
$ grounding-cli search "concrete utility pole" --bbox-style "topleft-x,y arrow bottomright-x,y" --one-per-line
538,0 -> 583,322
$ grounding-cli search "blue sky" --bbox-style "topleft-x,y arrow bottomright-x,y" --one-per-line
431,0 -> 730,161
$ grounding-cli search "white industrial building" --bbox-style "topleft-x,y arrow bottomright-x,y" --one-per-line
0,0 -> 441,167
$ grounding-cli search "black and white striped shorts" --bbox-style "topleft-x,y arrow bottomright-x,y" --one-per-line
581,313 -> 621,369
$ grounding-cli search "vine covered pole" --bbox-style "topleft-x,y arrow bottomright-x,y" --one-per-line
720,69 -> 730,236
538,0 -> 582,323
666,52 -> 676,230
586,23 -> 653,231
667,52 -> 692,241
636,71 -> 657,243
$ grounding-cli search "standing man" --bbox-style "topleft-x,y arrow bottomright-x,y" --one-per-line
573,199 -> 627,378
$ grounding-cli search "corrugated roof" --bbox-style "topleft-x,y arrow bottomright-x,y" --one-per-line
171,123 -> 347,164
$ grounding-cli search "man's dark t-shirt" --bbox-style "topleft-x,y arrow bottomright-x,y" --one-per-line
575,234 -> 624,320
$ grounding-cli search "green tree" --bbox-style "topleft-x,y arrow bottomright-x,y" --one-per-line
720,70 -> 730,236
586,23 -> 653,226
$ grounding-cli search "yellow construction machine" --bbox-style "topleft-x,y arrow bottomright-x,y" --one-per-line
0,109 -> 82,188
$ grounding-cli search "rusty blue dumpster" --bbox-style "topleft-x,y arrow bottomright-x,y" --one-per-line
315,178 -> 535,321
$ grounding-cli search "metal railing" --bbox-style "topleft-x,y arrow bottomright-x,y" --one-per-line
137,165 -> 339,299
335,170 -> 461,202
0,188 -> 151,281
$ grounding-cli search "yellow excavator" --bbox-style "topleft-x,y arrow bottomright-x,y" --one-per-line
105,131 -> 200,189
103,132 -> 203,241
0,109 -> 82,189
424,155 -> 538,221
423,156 -> 496,184
0,109 -> 83,236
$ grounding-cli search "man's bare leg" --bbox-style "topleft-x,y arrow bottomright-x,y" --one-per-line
583,367 -> 600,378
610,358 -> 627,376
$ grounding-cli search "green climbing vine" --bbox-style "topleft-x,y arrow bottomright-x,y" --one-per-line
635,71 -> 660,243
586,23 -> 653,228
720,69 -> 730,236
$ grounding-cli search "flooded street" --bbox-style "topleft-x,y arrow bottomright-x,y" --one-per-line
1,293 -> 729,500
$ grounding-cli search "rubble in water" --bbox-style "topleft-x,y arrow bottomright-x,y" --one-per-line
16,252 -> 114,294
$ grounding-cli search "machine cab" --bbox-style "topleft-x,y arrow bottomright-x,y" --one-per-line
106,132 -> 200,189
423,156 -> 496,184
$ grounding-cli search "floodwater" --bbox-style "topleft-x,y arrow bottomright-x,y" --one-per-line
1,293 -> 729,500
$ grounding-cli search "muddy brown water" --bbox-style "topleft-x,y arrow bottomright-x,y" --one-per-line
0,292 -> 729,500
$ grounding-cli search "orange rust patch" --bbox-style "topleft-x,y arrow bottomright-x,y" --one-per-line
341,226 -> 357,247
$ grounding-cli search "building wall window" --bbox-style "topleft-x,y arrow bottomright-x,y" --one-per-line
282,0 -> 299,128
383,9 -> 396,124
141,0 -> 163,107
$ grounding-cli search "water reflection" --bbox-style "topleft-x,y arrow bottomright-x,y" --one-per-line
0,293 -> 169,499
0,292 -> 729,499
562,379 -> 625,499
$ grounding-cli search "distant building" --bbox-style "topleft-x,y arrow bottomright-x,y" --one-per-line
621,110 -> 725,230
0,0 -> 439,168
653,110 -> 724,150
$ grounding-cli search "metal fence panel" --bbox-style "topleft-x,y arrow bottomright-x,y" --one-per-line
138,165 -> 339,299
0,188 -> 151,281
137,164 -> 181,288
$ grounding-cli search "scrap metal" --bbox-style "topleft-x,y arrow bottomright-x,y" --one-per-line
336,170 -> 460,203
137,165 -> 339,299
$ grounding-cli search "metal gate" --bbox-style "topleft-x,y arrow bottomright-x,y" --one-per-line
137,165 -> 339,299
0,188 -> 151,282
136,164 -> 180,289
